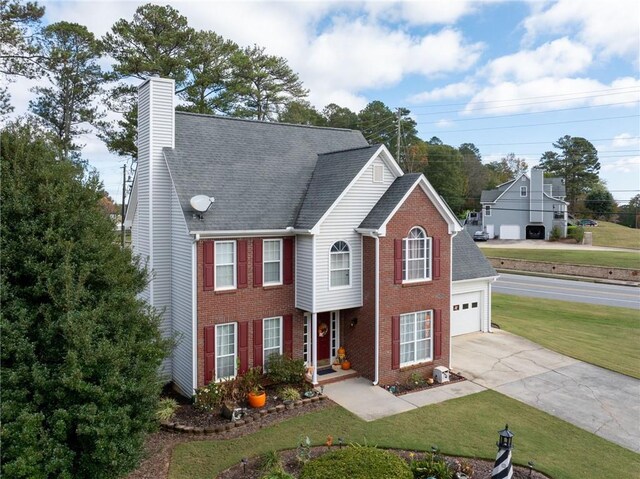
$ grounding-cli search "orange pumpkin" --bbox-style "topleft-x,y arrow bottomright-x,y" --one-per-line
341,360 -> 351,370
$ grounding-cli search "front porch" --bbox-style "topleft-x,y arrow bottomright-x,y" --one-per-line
307,364 -> 360,385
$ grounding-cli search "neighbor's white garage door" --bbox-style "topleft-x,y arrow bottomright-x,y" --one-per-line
451,291 -> 482,336
499,224 -> 521,240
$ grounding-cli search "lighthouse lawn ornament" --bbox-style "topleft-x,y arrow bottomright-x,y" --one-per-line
492,424 -> 514,479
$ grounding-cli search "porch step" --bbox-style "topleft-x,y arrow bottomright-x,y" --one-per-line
313,366 -> 360,385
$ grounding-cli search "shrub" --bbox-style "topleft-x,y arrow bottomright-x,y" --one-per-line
193,382 -> 225,412
406,372 -> 426,389
279,386 -> 301,401
242,366 -> 264,394
567,225 -> 584,243
266,354 -> 306,385
549,226 -> 562,241
262,472 -> 294,479
410,453 -> 454,479
156,398 -> 179,421
300,446 -> 412,479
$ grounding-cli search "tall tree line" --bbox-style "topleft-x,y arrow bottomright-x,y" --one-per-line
1,1 -> 613,219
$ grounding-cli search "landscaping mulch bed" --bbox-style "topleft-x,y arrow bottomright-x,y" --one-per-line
217,446 -> 551,479
383,371 -> 467,396
126,394 -> 333,479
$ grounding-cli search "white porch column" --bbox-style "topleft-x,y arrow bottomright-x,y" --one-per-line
311,312 -> 318,384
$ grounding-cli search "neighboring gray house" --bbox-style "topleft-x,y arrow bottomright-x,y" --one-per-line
471,167 -> 568,240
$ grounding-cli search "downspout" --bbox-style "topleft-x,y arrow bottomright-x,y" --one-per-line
373,233 -> 380,385
448,231 -> 458,370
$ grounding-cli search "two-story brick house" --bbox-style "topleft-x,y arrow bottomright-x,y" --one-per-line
126,77 -> 496,397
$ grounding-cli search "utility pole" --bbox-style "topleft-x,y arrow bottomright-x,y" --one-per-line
120,165 -> 126,248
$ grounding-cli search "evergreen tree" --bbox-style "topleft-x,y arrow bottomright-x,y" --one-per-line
1,122 -> 170,479
278,99 -> 326,126
420,141 -> 465,213
322,103 -> 358,129
584,181 -> 615,219
459,142 -> 487,210
539,135 -> 600,211
227,44 -> 308,120
29,21 -> 103,159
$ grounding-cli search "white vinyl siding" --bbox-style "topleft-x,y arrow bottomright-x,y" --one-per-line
329,241 -> 350,288
263,239 -> 282,285
315,154 -> 396,311
400,310 -> 433,366
295,235 -> 314,311
215,240 -> 236,290
263,316 -> 283,369
136,78 -> 175,379
170,185 -> 194,396
216,322 -> 237,380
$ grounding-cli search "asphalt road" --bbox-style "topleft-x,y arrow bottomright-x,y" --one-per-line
494,273 -> 640,310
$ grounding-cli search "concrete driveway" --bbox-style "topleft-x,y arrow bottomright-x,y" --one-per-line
452,330 -> 640,452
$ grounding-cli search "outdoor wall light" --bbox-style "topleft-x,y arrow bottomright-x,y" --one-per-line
350,317 -> 358,327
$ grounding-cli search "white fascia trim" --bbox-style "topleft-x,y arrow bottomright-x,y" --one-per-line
542,192 -> 570,205
492,172 -> 529,204
312,144 -> 403,231
452,275 -> 499,285
354,227 -> 386,237
416,177 -> 462,234
190,229 -> 302,238
124,172 -> 138,227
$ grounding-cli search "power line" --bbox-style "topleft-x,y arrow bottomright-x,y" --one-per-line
404,85 -> 640,109
472,137 -> 640,146
414,100 -> 640,123
428,114 -> 640,133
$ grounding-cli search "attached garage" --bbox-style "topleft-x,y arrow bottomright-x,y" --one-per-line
499,224 -> 521,240
451,291 -> 482,336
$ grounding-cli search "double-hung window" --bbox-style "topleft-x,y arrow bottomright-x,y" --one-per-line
263,239 -> 282,285
263,316 -> 283,370
400,310 -> 433,366
215,240 -> 236,290
329,241 -> 350,288
216,322 -> 237,379
403,227 -> 431,281
520,186 -> 527,197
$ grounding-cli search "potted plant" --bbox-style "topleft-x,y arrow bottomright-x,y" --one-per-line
244,367 -> 266,408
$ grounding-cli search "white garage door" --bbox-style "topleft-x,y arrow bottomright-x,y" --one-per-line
451,292 -> 482,336
499,224 -> 521,240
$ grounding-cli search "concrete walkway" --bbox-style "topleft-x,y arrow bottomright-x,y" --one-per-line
323,376 -> 485,422
453,330 -> 640,452
323,330 -> 640,452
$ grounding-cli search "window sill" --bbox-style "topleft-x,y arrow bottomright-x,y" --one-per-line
214,289 -> 237,295
401,279 -> 432,287
263,284 -> 283,290
400,360 -> 434,372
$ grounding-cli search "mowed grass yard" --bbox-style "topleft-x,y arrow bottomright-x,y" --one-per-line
480,248 -> 640,269
590,221 -> 640,249
492,293 -> 640,379
169,391 -> 640,479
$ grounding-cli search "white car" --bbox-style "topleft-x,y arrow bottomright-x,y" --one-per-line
473,231 -> 489,241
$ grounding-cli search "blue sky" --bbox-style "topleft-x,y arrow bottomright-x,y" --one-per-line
7,0 -> 640,205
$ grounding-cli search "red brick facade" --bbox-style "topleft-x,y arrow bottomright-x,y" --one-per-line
196,238 -> 303,388
196,187 -> 451,388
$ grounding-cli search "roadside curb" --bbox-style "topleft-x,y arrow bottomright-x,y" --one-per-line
494,269 -> 640,287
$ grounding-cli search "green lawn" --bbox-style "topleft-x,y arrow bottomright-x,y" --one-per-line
493,294 -> 640,378
479,248 -> 640,269
590,221 -> 640,249
169,391 -> 640,479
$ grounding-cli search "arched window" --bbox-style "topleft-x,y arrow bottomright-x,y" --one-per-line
403,227 -> 431,281
329,241 -> 350,287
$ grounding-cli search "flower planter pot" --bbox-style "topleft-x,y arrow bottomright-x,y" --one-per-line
341,360 -> 351,370
247,391 -> 266,409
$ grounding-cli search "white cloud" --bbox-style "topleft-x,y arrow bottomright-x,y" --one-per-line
483,37 -> 592,83
612,133 -> 640,149
366,0 -> 507,26
462,77 -> 640,115
600,156 -> 640,174
409,81 -> 476,103
523,0 -> 640,59
435,119 -> 454,128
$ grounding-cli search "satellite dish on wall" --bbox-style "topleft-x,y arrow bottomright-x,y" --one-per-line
190,195 -> 215,213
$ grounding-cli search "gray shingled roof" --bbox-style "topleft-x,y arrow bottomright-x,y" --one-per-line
544,177 -> 566,198
295,145 -> 380,229
164,112 -> 368,231
359,173 -> 421,229
452,230 -> 497,281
